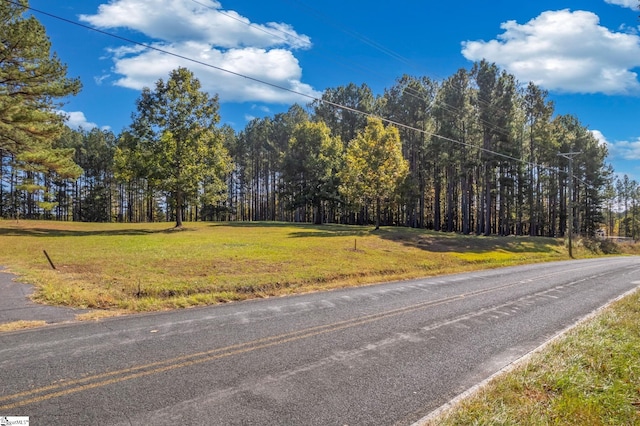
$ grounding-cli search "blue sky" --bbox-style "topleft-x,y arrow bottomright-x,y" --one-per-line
28,0 -> 640,182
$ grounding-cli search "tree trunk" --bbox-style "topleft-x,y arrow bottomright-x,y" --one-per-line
462,172 -> 470,235
0,151 -> 4,218
434,166 -> 441,232
175,188 -> 184,228
446,164 -> 455,232
314,199 -> 323,225
476,166 -> 483,235
484,164 -> 492,236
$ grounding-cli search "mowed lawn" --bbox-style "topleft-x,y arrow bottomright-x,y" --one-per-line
0,220 -> 570,312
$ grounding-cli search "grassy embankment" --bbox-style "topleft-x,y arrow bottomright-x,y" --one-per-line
427,288 -> 640,425
0,219 -> 582,313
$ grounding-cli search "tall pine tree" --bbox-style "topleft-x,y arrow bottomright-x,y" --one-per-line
0,0 -> 81,156
130,67 -> 232,228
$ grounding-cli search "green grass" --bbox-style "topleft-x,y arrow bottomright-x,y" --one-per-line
0,220 -> 571,312
428,289 -> 640,425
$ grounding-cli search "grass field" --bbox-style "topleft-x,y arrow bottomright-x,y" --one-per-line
0,219 -> 573,312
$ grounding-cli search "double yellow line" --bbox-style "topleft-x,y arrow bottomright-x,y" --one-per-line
0,271 -> 580,410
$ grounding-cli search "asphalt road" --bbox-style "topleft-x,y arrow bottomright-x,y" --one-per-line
0,267 -> 86,324
1,257 -> 639,425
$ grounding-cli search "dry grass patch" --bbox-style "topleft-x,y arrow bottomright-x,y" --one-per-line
74,309 -> 131,321
0,220 -> 574,312
0,320 -> 48,332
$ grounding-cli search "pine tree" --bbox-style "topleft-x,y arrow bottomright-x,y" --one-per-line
382,74 -> 438,228
0,0 -> 81,156
281,120 -> 343,224
130,67 -> 232,228
313,83 -> 376,144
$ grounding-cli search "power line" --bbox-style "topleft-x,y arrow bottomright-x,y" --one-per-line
194,0 -> 522,144
190,0 -> 409,93
192,0 -> 451,124
14,1 -> 307,102
280,0 -> 418,69
12,0 -> 569,175
278,0 -> 520,139
190,0 -> 311,49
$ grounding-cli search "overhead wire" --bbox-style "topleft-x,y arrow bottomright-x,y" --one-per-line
271,0 -> 590,182
12,0 -> 571,174
189,0 -> 406,94
279,0 -> 417,69
198,0 -> 525,153
192,0 -> 518,145
191,0 -> 447,125
278,0 -> 521,142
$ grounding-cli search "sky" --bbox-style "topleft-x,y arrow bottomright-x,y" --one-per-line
26,0 -> 640,183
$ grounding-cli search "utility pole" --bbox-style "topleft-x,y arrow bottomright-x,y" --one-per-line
558,151 -> 581,258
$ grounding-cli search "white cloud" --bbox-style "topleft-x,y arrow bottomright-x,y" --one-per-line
93,74 -> 110,85
80,0 -> 317,103
461,9 -> 640,95
593,129 -> 640,161
60,111 -> 111,131
251,105 -> 271,113
61,111 -> 98,130
109,42 -> 319,102
80,0 -> 310,49
242,105 -> 271,123
606,137 -> 640,160
605,0 -> 638,10
591,129 -> 609,147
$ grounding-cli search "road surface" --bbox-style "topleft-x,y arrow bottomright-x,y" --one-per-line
0,267 -> 86,324
1,257 -> 639,425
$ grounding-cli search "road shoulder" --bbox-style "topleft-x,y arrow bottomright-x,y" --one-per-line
0,267 -> 86,327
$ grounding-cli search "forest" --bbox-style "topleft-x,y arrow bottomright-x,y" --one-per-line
1,0 -> 638,238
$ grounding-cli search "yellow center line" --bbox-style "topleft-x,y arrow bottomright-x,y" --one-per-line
0,266 -> 598,410
1,304 -> 444,410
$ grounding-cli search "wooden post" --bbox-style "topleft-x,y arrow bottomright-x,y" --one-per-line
43,250 -> 56,270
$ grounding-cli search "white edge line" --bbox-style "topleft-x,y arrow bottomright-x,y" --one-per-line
410,283 -> 640,426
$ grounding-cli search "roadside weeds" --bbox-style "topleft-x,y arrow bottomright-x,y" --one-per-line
422,287 -> 640,425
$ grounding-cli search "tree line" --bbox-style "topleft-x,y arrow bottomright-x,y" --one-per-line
0,0 -> 630,237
